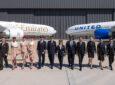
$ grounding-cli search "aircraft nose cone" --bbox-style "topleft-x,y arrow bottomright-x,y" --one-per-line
66,30 -> 69,34
54,30 -> 56,34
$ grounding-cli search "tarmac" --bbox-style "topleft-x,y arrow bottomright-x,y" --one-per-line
0,40 -> 115,85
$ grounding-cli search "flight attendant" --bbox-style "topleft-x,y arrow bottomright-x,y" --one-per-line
87,37 -> 96,69
11,37 -> 19,70
56,40 -> 65,70
20,36 -> 29,69
107,39 -> 115,70
0,37 -> 9,70
66,36 -> 76,70
97,39 -> 106,70
47,36 -> 56,69
37,36 -> 46,69
76,37 -> 86,71
28,36 -> 35,69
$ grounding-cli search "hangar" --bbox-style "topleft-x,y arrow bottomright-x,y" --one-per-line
0,0 -> 115,39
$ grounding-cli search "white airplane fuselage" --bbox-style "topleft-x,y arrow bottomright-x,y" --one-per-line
0,21 -> 56,38
66,21 -> 115,39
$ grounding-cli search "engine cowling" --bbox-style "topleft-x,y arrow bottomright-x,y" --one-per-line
94,29 -> 112,39
3,28 -> 24,38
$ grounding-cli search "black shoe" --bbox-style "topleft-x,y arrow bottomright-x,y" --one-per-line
38,67 -> 41,69
6,65 -> 9,68
60,67 -> 62,70
110,66 -> 113,70
51,66 -> 53,69
71,66 -> 74,70
42,64 -> 44,67
79,67 -> 82,71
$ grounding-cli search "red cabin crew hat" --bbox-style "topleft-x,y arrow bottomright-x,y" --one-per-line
23,36 -> 26,39
30,36 -> 34,39
12,37 -> 16,39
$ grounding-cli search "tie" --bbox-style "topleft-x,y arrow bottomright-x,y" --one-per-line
80,42 -> 82,46
70,41 -> 73,46
110,44 -> 113,47
40,40 -> 43,43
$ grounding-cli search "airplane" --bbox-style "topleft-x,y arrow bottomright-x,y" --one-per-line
66,21 -> 115,39
0,21 -> 56,38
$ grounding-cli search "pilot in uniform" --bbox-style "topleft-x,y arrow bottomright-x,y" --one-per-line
56,40 -> 65,70
107,39 -> 115,70
97,39 -> 106,70
11,37 -> 19,70
20,36 -> 29,69
66,36 -> 76,70
37,36 -> 46,69
87,37 -> 96,69
47,36 -> 56,69
28,36 -> 35,69
76,37 -> 86,71
0,37 -> 9,70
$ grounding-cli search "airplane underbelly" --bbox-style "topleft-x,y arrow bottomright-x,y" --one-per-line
72,30 -> 94,36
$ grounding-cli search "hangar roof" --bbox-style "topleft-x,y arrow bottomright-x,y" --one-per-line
0,0 -> 114,9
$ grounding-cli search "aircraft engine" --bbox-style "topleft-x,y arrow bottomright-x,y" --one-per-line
1,28 -> 24,38
94,29 -> 112,39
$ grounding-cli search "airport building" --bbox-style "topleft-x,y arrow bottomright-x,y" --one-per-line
0,0 -> 115,39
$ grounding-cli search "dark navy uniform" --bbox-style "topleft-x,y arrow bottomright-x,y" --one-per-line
47,40 -> 56,69
76,42 -> 86,70
37,40 -> 46,68
66,40 -> 76,69
107,43 -> 115,70
56,45 -> 65,69
0,42 -> 9,69
97,42 -> 105,61
87,41 -> 96,58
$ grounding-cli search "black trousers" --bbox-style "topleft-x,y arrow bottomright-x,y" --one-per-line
68,53 -> 75,67
38,53 -> 45,68
58,55 -> 63,68
0,57 -> 3,70
78,53 -> 84,69
108,55 -> 114,67
48,53 -> 55,67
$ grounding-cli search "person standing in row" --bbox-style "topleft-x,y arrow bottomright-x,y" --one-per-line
107,39 -> 115,70
37,36 -> 46,69
66,36 -> 76,70
11,37 -> 19,70
56,40 -> 65,70
0,37 -> 9,70
97,39 -> 106,70
76,37 -> 86,71
20,36 -> 29,69
47,36 -> 56,69
87,37 -> 96,69
28,36 -> 35,69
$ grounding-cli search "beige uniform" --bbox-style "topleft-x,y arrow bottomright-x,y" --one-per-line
11,41 -> 19,60
20,41 -> 29,59
28,41 -> 35,59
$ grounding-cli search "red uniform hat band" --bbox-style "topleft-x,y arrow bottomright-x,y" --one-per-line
12,37 -> 16,39
30,36 -> 34,39
23,36 -> 26,39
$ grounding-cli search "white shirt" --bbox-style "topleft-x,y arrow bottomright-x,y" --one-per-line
30,41 -> 34,45
20,41 -> 25,45
11,41 -> 18,47
59,45 -> 62,49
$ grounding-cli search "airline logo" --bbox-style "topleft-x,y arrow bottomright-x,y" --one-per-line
74,25 -> 102,30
